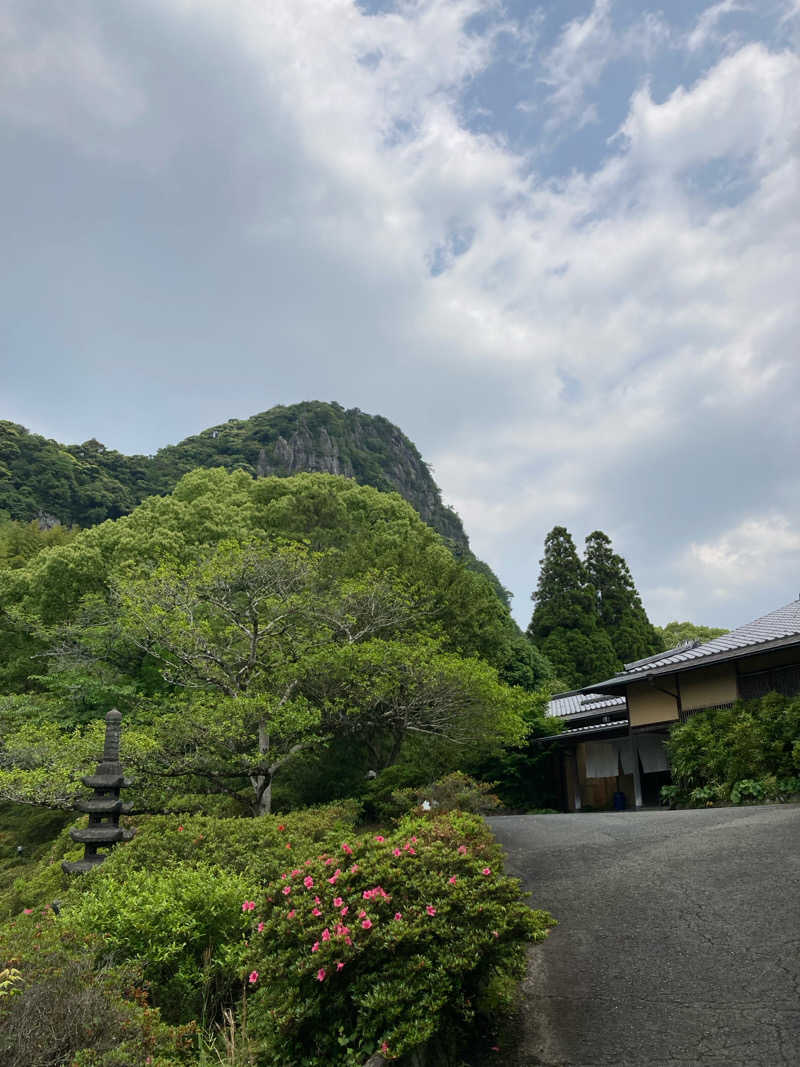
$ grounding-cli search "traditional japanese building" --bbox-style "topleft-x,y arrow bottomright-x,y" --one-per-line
545,598 -> 800,810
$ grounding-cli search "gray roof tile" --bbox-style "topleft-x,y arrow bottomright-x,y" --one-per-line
587,598 -> 800,690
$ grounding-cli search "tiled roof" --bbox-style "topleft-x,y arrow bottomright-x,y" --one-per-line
586,599 -> 800,691
548,690 -> 627,719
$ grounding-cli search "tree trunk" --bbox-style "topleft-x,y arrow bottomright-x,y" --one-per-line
250,717 -> 272,815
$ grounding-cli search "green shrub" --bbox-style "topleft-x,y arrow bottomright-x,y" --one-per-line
0,911 -> 194,1065
85,801 -> 361,887
666,694 -> 800,805
64,864 -> 253,1023
241,811 -> 555,1065
385,773 -> 504,822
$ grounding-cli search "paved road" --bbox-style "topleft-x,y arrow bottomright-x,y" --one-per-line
478,807 -> 800,1067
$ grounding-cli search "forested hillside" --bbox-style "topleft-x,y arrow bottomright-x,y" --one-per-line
0,401 -> 466,543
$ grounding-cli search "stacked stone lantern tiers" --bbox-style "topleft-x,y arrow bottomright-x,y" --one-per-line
62,708 -> 135,875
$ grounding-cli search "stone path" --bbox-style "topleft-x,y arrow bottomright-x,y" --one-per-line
473,806 -> 800,1066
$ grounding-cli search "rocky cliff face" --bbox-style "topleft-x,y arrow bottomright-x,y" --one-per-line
241,408 -> 465,548
0,403 -> 470,555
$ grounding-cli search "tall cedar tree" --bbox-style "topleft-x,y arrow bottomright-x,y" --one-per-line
526,526 -> 617,689
584,531 -> 662,666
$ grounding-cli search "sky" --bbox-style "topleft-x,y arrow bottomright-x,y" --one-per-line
2,0 -> 799,632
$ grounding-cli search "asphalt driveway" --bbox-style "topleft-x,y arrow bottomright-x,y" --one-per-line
479,806 -> 800,1066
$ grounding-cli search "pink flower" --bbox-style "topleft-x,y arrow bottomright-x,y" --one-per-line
311,941 -> 320,953
336,961 -> 345,971
361,918 -> 372,929
411,836 -> 417,843
291,869 -> 300,877
282,886 -> 292,895
287,910 -> 296,919
448,876 -> 457,885
285,843 -> 291,849
492,930 -> 499,938
327,869 -> 341,884
314,896 -> 321,904
394,912 -> 402,921
248,971 -> 259,985
381,1042 -> 389,1054
482,867 -> 491,875
358,909 -> 367,918
22,908 -> 33,915
303,876 -> 314,889
457,845 -> 467,855
312,907 -> 322,917
340,906 -> 349,916
392,848 -> 402,857
257,922 -> 265,933
374,835 -> 385,842
426,905 -> 437,916
241,900 -> 256,912
342,843 -> 353,855
316,968 -> 326,982
404,843 -> 416,854
349,864 -> 359,873
322,928 -> 331,941
177,826 -> 184,832
333,897 -> 343,908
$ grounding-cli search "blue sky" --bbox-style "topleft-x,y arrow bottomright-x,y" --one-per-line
2,0 -> 799,631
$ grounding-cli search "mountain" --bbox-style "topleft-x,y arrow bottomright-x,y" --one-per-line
0,401 -> 506,599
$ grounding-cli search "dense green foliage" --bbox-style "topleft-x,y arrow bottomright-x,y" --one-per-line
663,694 -> 800,807
0,917 -> 195,1066
0,470 -> 546,815
0,403 -> 516,603
655,620 -> 728,648
1,803 -> 554,1065
526,526 -> 618,688
584,531 -> 661,665
527,526 -> 663,688
244,811 -> 554,1064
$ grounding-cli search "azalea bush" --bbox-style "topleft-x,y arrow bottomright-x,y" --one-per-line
242,811 -> 554,1065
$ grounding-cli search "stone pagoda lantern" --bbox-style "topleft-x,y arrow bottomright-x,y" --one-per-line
63,708 -> 135,874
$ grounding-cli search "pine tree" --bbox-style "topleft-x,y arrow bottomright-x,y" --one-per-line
526,526 -> 618,689
583,531 -> 661,666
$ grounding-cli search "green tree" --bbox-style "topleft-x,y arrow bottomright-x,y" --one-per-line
1,473 -> 535,814
583,530 -> 661,665
115,539 -> 426,814
526,526 -> 617,689
656,620 -> 728,648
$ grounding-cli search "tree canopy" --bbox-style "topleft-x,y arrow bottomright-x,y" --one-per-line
527,525 -> 661,689
526,526 -> 618,689
584,530 -> 661,666
0,470 -> 545,813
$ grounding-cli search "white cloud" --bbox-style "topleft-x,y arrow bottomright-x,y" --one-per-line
687,1 -> 750,53
0,2 -> 145,145
683,517 -> 800,600
1,1 -> 798,631
536,0 -> 671,134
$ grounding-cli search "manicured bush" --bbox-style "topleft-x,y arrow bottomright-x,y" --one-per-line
241,811 -> 554,1065
63,864 -> 253,1023
0,910 -> 194,1065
